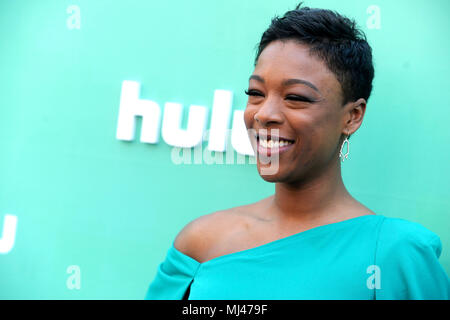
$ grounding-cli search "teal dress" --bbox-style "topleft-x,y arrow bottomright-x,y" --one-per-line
144,215 -> 450,300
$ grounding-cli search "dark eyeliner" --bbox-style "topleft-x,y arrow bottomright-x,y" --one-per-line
286,95 -> 312,102
244,89 -> 260,96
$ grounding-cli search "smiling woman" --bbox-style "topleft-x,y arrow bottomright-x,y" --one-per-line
144,2 -> 450,300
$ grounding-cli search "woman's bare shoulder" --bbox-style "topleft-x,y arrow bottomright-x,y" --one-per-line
173,207 -> 247,263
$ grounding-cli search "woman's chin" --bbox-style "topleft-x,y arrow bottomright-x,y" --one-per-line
258,174 -> 281,183
256,162 -> 284,182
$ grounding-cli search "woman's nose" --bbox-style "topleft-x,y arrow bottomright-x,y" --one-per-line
254,99 -> 284,127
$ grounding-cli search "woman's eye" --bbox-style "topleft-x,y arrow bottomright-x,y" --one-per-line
286,95 -> 311,102
244,90 -> 312,103
244,89 -> 263,97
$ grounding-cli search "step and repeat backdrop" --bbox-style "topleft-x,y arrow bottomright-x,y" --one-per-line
1,0 -> 449,299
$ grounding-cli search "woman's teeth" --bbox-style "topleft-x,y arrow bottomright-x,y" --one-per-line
259,139 -> 294,148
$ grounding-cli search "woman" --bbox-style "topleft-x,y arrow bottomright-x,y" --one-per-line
145,3 -> 450,299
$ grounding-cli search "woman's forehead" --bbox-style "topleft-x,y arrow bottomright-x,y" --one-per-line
258,41 -> 320,70
254,40 -> 341,97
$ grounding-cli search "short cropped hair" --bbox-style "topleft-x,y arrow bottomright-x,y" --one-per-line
255,2 -> 375,106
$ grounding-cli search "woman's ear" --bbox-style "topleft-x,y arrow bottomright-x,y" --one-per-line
342,98 -> 367,136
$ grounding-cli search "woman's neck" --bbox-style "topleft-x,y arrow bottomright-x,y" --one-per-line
270,160 -> 357,225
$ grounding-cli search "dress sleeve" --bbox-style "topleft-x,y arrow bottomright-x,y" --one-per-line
144,242 -> 201,300
375,218 -> 450,300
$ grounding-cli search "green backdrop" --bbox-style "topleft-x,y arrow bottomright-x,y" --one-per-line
1,0 -> 449,299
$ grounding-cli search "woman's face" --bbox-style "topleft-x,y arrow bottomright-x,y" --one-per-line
244,39 -> 364,183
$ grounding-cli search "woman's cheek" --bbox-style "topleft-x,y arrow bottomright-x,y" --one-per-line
243,107 -> 254,129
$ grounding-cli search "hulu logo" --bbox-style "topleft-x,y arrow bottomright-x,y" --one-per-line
115,81 -> 254,155
0,214 -> 18,254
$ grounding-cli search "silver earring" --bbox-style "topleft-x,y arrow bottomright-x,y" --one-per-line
339,135 -> 350,162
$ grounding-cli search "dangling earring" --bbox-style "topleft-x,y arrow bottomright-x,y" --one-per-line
339,134 -> 350,162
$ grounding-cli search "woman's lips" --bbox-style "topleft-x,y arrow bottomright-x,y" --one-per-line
256,139 -> 294,157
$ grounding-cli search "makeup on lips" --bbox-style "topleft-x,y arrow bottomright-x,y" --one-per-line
255,133 -> 295,157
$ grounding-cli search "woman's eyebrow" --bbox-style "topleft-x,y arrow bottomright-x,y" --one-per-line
249,75 -> 320,93
282,78 -> 320,93
249,74 -> 265,83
